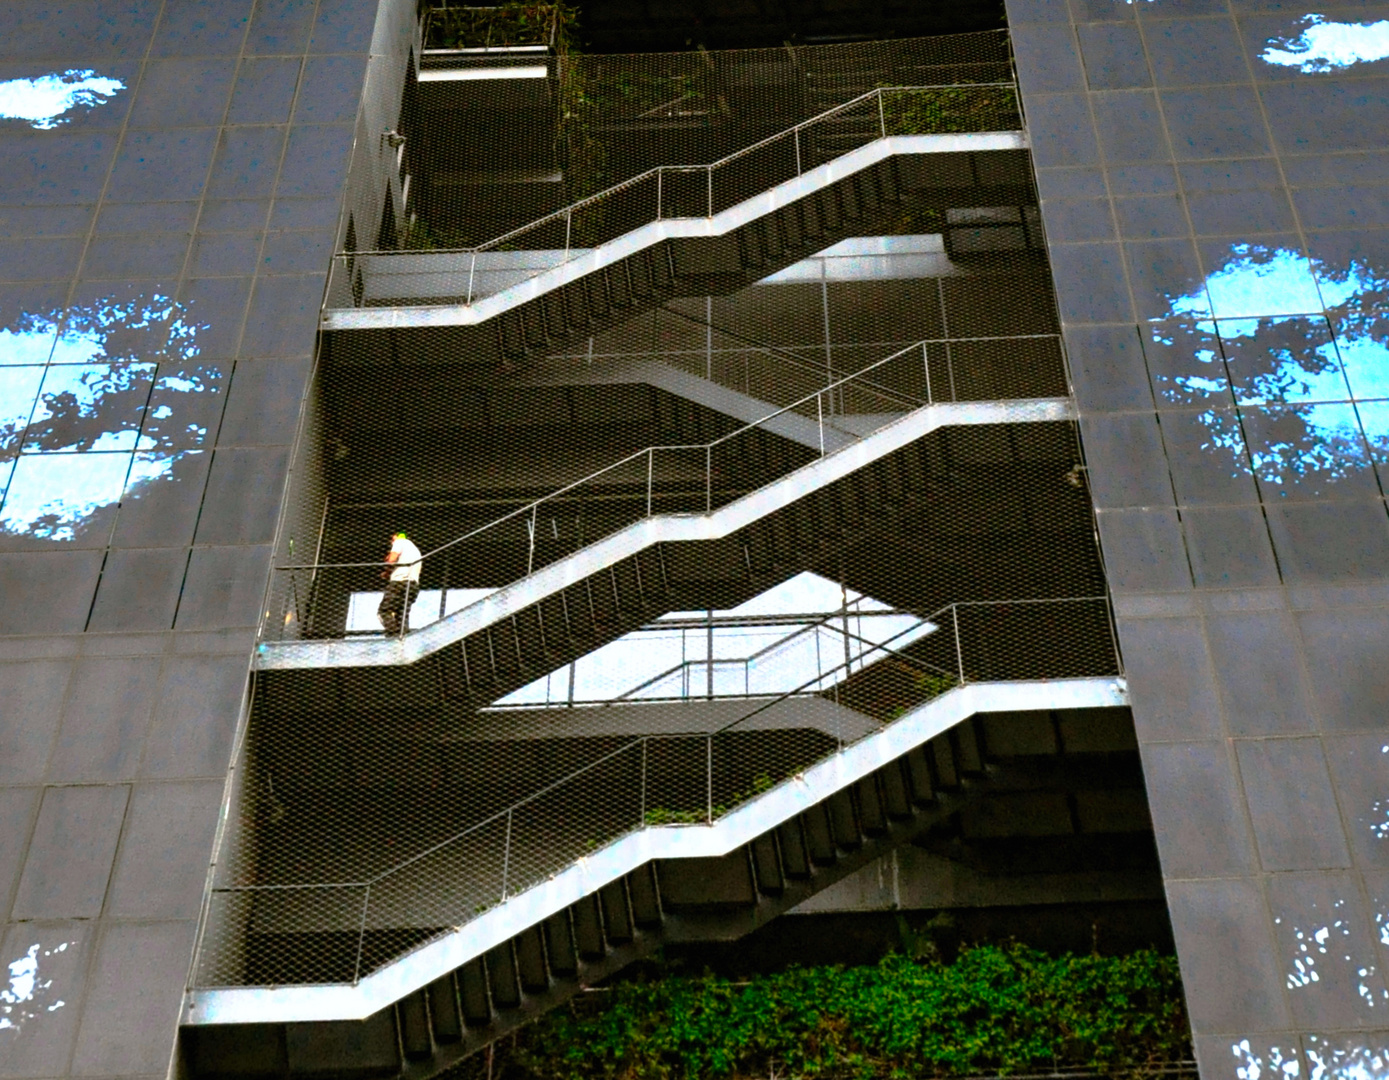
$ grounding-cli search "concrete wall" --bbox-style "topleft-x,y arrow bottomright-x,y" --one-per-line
1007,0 -> 1389,1075
0,2 -> 404,1076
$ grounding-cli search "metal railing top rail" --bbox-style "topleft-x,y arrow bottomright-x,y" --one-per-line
337,82 -> 1019,262
270,334 -> 933,578
228,595 -> 1108,895
522,604 -> 932,707
198,593 -> 1118,989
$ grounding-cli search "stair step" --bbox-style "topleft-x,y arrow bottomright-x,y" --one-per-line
752,833 -> 784,894
544,912 -> 578,976
826,789 -> 861,849
516,928 -> 548,993
856,777 -> 887,836
573,894 -> 605,958
427,974 -> 463,1043
931,735 -> 960,788
486,943 -> 521,1010
629,865 -> 663,926
459,959 -> 491,1026
600,881 -> 635,943
398,989 -> 431,1059
802,804 -> 836,864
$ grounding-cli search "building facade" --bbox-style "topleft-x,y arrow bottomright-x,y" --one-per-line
0,0 -> 1386,1077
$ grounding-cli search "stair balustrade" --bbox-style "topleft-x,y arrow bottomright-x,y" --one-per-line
196,594 -> 1118,991
265,334 -> 950,646
325,83 -> 1021,315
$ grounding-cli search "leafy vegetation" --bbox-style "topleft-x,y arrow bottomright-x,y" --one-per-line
423,3 -> 579,52
880,85 -> 1021,136
453,945 -> 1190,1079
643,772 -> 780,826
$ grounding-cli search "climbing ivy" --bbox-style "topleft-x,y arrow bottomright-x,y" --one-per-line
879,85 -> 1022,136
452,945 -> 1191,1079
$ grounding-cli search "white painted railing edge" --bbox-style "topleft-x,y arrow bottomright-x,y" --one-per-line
255,396 -> 1075,671
321,131 -> 1029,331
183,674 -> 1126,1026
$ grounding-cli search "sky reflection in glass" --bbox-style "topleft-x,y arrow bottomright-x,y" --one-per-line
1151,244 -> 1389,496
0,69 -> 124,129
1262,15 -> 1389,73
1230,1039 -> 1300,1080
0,295 -> 219,542
0,941 -> 70,1033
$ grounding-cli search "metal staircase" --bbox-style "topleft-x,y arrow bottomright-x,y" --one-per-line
325,83 -> 1027,363
259,376 -> 1074,671
182,677 -> 1132,1079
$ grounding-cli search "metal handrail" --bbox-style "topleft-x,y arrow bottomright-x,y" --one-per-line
230,604 -> 951,893
365,595 -> 1108,886
533,605 -> 931,707
336,82 -> 1019,262
221,594 -> 1114,896
271,335 -> 933,577
199,595 -> 1116,990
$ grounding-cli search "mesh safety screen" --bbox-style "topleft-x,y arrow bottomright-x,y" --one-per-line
190,32 -> 1123,994
397,30 -> 1015,251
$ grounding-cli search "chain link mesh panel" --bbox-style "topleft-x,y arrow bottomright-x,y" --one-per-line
191,31 -> 1126,994
395,30 -> 1014,248
327,29 -> 1019,312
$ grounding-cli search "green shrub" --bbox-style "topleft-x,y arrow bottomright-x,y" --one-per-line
463,944 -> 1190,1079
880,86 -> 1021,136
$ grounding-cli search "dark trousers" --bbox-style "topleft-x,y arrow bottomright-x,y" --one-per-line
378,580 -> 419,634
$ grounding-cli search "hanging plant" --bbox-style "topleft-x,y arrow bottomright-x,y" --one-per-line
423,3 -> 579,53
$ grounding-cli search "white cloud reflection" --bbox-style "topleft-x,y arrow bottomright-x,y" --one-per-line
1305,1038 -> 1389,1080
0,69 -> 124,129
1151,244 -> 1389,494
1263,15 -> 1389,73
0,942 -> 69,1033
0,295 -> 218,542
1233,1039 -> 1301,1080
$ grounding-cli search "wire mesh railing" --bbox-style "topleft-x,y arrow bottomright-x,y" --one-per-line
195,594 -> 1119,989
265,333 -> 972,645
422,4 -> 564,53
327,82 -> 1021,311
485,599 -> 938,709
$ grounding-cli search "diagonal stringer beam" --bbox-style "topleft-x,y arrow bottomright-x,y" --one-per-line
183,674 -> 1127,1028
255,396 -> 1076,672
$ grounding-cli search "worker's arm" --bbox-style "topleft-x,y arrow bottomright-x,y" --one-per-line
385,550 -> 401,565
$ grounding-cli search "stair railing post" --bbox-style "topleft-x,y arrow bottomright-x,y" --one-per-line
953,604 -> 965,686
706,445 -> 712,512
501,808 -> 513,900
923,341 -> 932,404
878,88 -> 887,138
527,505 -> 537,576
646,448 -> 654,518
656,169 -> 663,221
817,392 -> 825,456
706,734 -> 714,824
640,738 -> 647,826
564,208 -> 572,260
466,251 -> 477,306
707,168 -> 713,219
794,127 -> 801,176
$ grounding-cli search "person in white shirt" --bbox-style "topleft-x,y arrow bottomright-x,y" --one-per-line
378,531 -> 423,634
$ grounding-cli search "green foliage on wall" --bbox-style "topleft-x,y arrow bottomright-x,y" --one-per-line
879,85 -> 1021,136
423,3 -> 580,53
462,945 -> 1191,1079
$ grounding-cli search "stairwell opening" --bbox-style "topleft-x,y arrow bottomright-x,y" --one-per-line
180,22 -> 1189,1080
